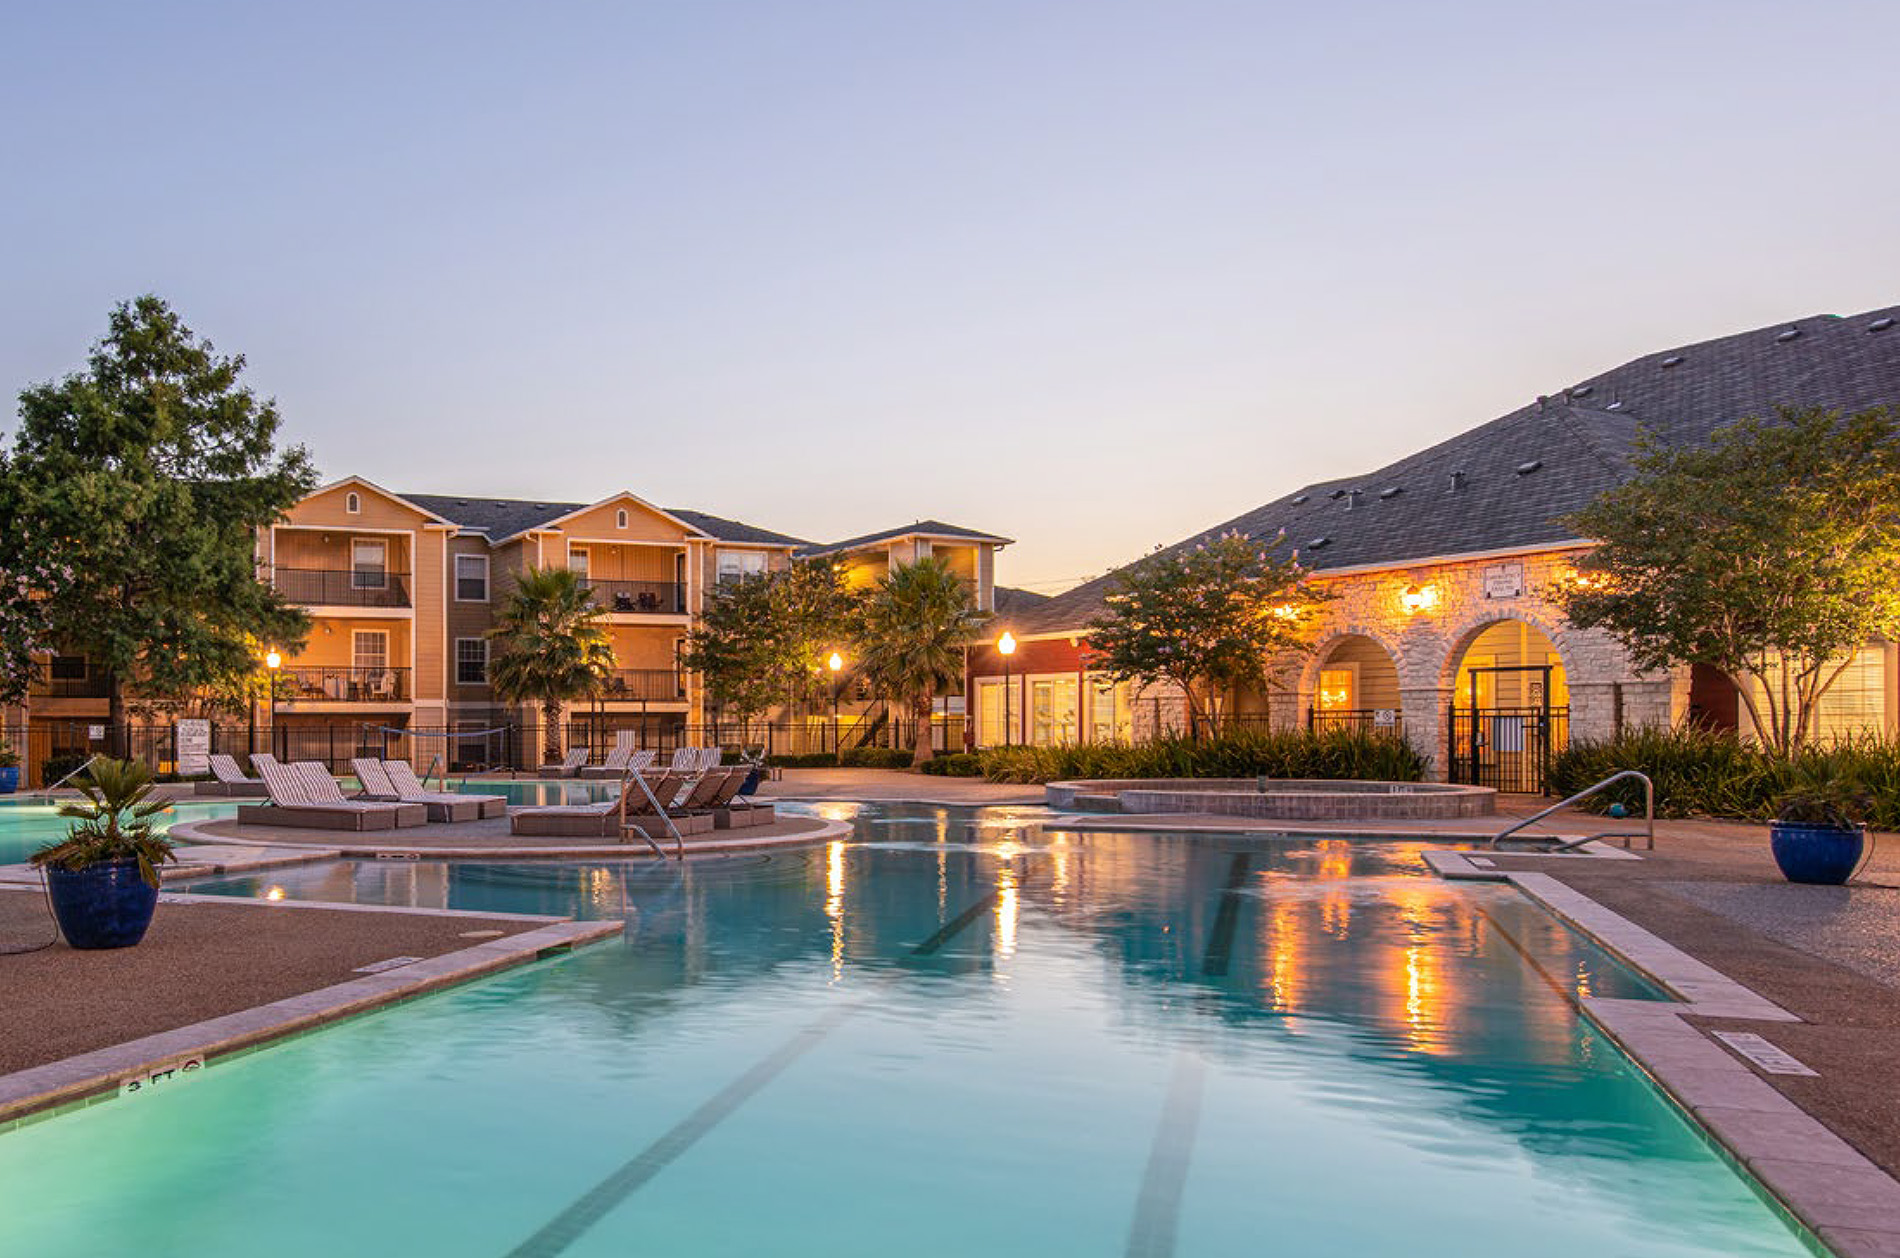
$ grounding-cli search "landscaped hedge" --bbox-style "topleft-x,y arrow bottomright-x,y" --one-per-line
971,727 -> 1429,786
764,747 -> 918,770
920,752 -> 984,777
1549,725 -> 1900,828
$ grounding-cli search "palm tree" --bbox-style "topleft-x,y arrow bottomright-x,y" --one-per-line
854,558 -> 989,767
487,567 -> 615,765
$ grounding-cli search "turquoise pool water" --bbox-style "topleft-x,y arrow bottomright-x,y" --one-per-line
0,806 -> 1814,1257
0,798 -> 240,866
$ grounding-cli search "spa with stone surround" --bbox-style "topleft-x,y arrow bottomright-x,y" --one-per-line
1046,777 -> 1496,820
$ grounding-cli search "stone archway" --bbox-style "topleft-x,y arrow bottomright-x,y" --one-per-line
1302,632 -> 1404,734
1440,616 -> 1573,793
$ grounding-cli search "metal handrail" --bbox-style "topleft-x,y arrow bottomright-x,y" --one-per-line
24,753 -> 102,800
1489,769 -> 1655,851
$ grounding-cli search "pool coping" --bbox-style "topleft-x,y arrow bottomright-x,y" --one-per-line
0,909 -> 623,1131
159,815 -> 852,861
1426,854 -> 1900,1256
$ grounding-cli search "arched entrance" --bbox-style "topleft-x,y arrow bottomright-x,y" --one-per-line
1308,635 -> 1403,734
1446,619 -> 1568,793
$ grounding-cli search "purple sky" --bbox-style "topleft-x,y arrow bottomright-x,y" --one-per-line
4,1 -> 1896,591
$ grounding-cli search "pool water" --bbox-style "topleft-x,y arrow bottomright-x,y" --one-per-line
0,806 -> 1815,1257
0,799 -> 240,866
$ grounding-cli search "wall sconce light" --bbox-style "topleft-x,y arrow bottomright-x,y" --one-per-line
1402,584 -> 1439,613
1271,604 -> 1299,621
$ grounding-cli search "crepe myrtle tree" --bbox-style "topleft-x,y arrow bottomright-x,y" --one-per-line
1555,406 -> 1900,757
1085,530 -> 1334,733
2,296 -> 317,725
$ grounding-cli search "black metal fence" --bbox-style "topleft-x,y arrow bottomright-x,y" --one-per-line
1306,707 -> 1406,737
1447,705 -> 1569,794
271,568 -> 412,608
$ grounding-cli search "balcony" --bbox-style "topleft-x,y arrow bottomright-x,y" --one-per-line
31,668 -> 110,699
582,579 -> 686,616
273,666 -> 411,704
273,568 -> 413,609
596,669 -> 687,703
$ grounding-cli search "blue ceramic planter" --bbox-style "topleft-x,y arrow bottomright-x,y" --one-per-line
45,858 -> 160,949
0,766 -> 17,794
1768,821 -> 1865,886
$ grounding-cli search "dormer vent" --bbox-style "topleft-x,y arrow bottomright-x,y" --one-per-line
1290,494 -> 1309,505
1307,536 -> 1331,549
1379,486 -> 1402,499
1448,470 -> 1467,493
1516,460 -> 1543,475
1872,317 -> 1896,332
1328,488 -> 1347,500
1345,489 -> 1363,511
1570,384 -> 1593,398
1661,354 -> 1685,367
1776,327 -> 1802,343
1606,401 -> 1624,411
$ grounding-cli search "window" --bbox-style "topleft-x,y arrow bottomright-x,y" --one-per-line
1087,675 -> 1130,743
616,509 -> 629,529
1318,667 -> 1356,711
716,549 -> 767,585
456,638 -> 489,686
346,492 -> 360,514
568,547 -> 589,581
976,678 -> 1011,747
48,654 -> 89,681
1030,677 -> 1079,746
350,538 -> 387,590
455,554 -> 489,602
352,631 -> 388,673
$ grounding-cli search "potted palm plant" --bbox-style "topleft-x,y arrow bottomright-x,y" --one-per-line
0,736 -> 18,794
29,759 -> 176,948
1769,775 -> 1871,885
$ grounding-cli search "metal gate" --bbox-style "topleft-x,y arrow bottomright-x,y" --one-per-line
1447,665 -> 1569,793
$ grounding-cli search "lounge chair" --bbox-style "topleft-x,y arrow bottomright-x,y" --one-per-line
580,745 -> 650,780
237,756 -> 427,831
350,758 -> 483,823
385,759 -> 507,820
203,753 -> 268,798
539,749 -> 588,779
510,768 -> 710,842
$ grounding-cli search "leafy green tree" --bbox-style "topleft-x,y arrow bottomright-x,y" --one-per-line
682,557 -> 859,731
487,567 -> 615,764
1086,530 -> 1333,732
1556,406 -> 1900,756
1,296 -> 317,723
854,558 -> 989,766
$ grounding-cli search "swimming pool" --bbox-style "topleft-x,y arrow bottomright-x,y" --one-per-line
0,798 -> 240,866
0,806 -> 1815,1256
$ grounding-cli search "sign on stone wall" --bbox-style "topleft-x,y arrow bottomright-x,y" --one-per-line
1481,562 -> 1525,599
175,718 -> 211,775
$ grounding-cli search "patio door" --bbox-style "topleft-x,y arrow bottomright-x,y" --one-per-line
351,539 -> 387,590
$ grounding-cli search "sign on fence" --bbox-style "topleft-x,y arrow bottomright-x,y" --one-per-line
175,719 -> 210,775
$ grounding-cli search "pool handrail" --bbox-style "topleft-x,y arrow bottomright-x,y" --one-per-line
20,753 -> 102,800
1488,769 -> 1655,851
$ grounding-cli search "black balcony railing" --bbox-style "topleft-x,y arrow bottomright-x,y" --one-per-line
273,568 -> 413,608
30,669 -> 110,699
273,666 -> 411,703
595,669 -> 688,702
582,579 -> 686,615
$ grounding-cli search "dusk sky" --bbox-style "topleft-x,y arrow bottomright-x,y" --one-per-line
4,1 -> 1896,592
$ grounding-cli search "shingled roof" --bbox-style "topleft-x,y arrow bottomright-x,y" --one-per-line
1009,304 -> 1900,636
400,495 -> 809,547
800,520 -> 1013,556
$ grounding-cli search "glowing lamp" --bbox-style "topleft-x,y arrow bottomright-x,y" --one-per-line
1401,584 -> 1439,614
265,650 -> 282,670
997,631 -> 1017,656
828,651 -> 843,673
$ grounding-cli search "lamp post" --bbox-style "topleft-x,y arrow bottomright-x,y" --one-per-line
265,650 -> 282,760
828,651 -> 844,756
997,631 -> 1017,747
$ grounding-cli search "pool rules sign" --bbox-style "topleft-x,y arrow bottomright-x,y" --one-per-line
175,719 -> 211,776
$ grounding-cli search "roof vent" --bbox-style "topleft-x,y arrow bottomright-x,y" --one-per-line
1776,327 -> 1802,343
1379,486 -> 1402,500
1570,384 -> 1594,398
1605,400 -> 1624,411
1872,317 -> 1896,333
455,499 -> 469,506
1345,489 -> 1363,511
1661,354 -> 1685,367
1516,460 -> 1543,475
1448,470 -> 1467,493
1290,494 -> 1309,505
1307,536 -> 1331,549
1328,488 -> 1347,500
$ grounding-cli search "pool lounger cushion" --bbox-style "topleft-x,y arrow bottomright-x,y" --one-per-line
236,801 -> 428,831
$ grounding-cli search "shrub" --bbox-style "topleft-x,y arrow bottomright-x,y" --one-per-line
837,747 -> 915,770
1549,725 -> 1900,829
972,728 -> 1428,786
921,752 -> 984,777
765,752 -> 839,769
41,752 -> 90,786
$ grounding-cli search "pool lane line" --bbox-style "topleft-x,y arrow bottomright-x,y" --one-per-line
1125,1052 -> 1207,1258
1198,853 -> 1253,978
499,863 -> 1035,1258
910,856 -> 1039,957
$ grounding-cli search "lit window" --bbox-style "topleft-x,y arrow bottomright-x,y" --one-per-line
1318,667 -> 1356,711
716,550 -> 767,585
